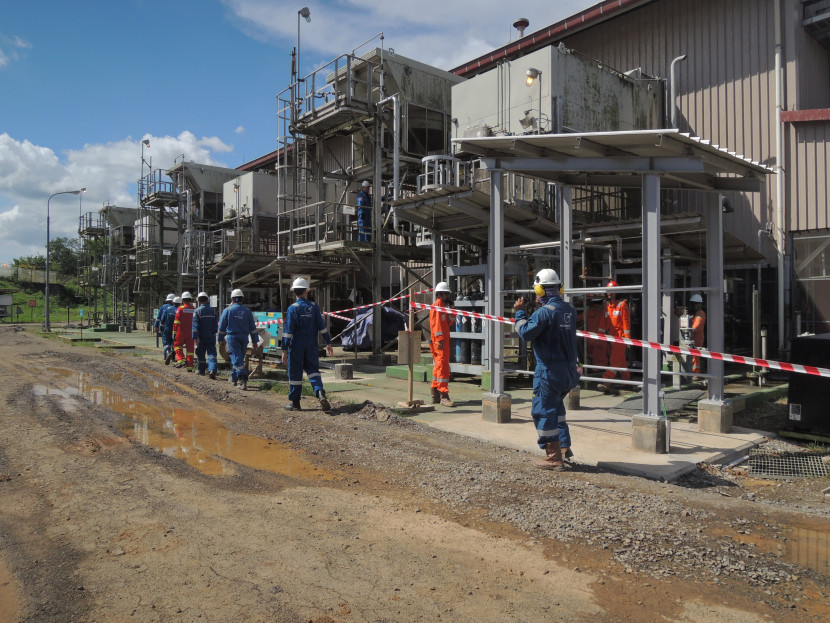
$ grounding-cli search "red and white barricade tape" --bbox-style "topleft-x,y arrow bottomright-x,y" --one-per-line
329,288 -> 434,316
410,302 -> 830,379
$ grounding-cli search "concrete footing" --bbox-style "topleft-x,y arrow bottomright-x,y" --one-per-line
567,386 -> 581,410
698,399 -> 733,433
482,392 -> 512,423
334,363 -> 353,380
369,354 -> 393,366
631,414 -> 669,454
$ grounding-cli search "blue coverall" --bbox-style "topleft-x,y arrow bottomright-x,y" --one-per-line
282,297 -> 332,403
218,302 -> 259,383
515,296 -> 580,450
156,303 -> 176,360
356,189 -> 372,242
192,302 -> 219,375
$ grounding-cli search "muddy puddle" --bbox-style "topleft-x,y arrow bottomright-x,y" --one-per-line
0,559 -> 19,623
726,519 -> 830,577
32,367 -> 335,480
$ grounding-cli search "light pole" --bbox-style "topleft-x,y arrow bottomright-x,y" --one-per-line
297,7 -> 311,87
46,189 -> 85,332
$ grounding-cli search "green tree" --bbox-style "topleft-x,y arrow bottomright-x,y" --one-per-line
14,237 -> 80,277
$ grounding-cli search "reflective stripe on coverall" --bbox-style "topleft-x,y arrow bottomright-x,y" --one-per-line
602,298 -> 631,381
218,302 -> 259,382
192,303 -> 219,374
515,297 -> 580,450
282,298 -> 332,402
429,298 -> 452,395
173,304 -> 195,369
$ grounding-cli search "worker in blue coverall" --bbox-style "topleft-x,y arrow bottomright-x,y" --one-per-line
281,277 -> 334,412
161,296 -> 180,365
514,268 -> 581,471
356,180 -> 372,242
218,288 -> 259,390
192,291 -> 219,379
154,293 -> 176,363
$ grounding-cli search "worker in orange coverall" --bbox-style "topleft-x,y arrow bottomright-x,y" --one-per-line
598,280 -> 630,392
430,281 -> 455,407
173,291 -> 196,370
689,293 -> 706,378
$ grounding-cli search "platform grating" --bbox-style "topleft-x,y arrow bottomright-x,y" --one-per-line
748,449 -> 830,479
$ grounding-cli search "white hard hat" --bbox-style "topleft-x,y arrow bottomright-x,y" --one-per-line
435,281 -> 452,293
690,294 -> 703,303
197,291 -> 209,299
534,268 -> 561,286
361,180 -> 370,188
173,297 -> 181,304
291,277 -> 309,290
231,288 -> 244,299
165,293 -> 175,302
181,291 -> 193,300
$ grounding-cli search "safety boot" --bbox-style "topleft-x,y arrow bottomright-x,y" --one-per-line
563,447 -> 574,461
533,439 -> 564,471
164,351 -> 174,365
316,390 -> 332,413
439,393 -> 455,407
285,400 -> 301,411
209,369 -> 217,380
431,387 -> 441,404
230,376 -> 237,387
240,379 -> 247,391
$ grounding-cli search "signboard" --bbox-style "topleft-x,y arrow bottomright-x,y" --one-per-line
342,205 -> 356,216
28,299 -> 36,307
79,309 -> 84,317
0,294 -> 12,306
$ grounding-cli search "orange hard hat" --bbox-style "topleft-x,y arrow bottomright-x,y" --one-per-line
607,280 -> 618,288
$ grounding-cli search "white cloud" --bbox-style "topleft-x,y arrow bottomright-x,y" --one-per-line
0,34 -> 32,69
222,0 -> 594,71
0,132 -> 233,263
235,125 -> 245,134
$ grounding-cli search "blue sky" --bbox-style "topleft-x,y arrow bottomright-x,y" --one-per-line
0,0 -> 594,265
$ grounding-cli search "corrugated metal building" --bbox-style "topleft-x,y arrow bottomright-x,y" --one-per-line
453,0 -> 830,349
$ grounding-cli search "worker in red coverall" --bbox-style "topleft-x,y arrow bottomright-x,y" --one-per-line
689,293 -> 706,378
430,281 -> 455,407
173,291 -> 196,371
598,280 -> 630,393
584,298 -> 608,369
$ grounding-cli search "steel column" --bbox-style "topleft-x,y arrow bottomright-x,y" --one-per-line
642,173 -> 662,416
431,232 -> 444,287
707,195 -> 726,400
560,186 -> 573,301
488,170 -> 505,395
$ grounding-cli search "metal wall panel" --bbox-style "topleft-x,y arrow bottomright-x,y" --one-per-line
560,0 -> 830,261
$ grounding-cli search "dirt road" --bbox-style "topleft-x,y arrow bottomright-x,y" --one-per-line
0,325 -> 827,622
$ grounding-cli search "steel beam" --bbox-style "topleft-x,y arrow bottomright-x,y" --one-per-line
560,186 -> 573,301
707,195 -> 726,400
642,173 -> 662,417
488,171 -> 505,395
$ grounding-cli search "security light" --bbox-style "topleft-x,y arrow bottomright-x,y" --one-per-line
526,67 -> 540,87
299,6 -> 311,22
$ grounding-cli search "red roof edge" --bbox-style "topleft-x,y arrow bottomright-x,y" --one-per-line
781,109 -> 830,123
238,148 -> 281,172
450,0 -> 653,78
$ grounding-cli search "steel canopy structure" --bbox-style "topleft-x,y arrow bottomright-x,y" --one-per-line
454,129 -> 773,421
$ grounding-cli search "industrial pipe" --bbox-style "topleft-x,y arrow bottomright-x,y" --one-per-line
669,54 -> 688,129
774,0 -> 786,352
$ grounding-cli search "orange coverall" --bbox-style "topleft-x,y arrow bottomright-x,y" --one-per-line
691,309 -> 706,374
430,298 -> 452,395
173,302 -> 196,369
602,298 -> 630,380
